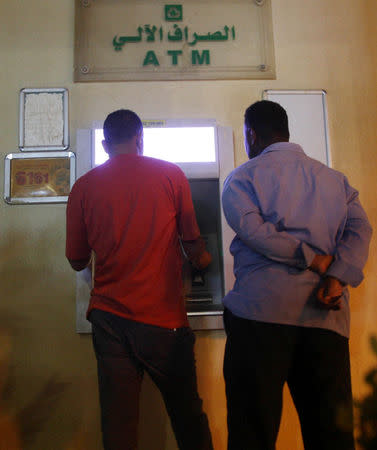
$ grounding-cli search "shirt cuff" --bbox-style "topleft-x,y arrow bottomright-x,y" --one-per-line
298,242 -> 317,269
326,259 -> 364,287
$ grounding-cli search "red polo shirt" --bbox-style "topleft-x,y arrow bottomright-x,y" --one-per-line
66,154 -> 200,328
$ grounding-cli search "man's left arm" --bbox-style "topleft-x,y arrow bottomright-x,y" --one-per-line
66,181 -> 91,271
222,175 -> 316,269
175,170 -> 212,270
326,181 -> 372,287
312,182 -> 371,310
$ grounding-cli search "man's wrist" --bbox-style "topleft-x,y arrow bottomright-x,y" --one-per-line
309,254 -> 334,276
300,243 -> 317,269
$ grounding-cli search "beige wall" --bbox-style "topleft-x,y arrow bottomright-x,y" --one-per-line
0,1 -> 376,449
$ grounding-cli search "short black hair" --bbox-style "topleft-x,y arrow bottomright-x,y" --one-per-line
103,109 -> 143,144
244,100 -> 289,141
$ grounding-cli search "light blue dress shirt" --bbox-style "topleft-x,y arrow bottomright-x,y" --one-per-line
222,142 -> 372,337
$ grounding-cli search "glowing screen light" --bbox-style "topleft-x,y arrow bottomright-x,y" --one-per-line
94,127 -> 216,166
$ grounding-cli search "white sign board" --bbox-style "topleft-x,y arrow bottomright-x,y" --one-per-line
263,90 -> 331,166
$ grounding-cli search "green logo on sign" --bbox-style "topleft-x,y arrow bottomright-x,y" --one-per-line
165,5 -> 183,21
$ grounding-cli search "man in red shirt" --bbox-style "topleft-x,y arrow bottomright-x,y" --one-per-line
66,109 -> 213,450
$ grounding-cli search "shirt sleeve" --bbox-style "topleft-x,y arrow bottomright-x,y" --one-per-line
326,179 -> 372,287
66,179 -> 91,262
174,169 -> 201,241
222,174 -> 316,268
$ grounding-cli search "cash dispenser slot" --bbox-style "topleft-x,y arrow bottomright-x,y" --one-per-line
184,179 -> 224,315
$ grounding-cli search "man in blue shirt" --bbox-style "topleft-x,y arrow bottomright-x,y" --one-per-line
222,100 -> 372,450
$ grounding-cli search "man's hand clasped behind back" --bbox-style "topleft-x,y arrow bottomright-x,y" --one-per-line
310,254 -> 344,310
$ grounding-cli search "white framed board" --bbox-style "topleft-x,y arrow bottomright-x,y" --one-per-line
19,88 -> 69,152
262,90 -> 331,166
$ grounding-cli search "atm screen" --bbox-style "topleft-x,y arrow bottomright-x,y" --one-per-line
93,126 -> 216,166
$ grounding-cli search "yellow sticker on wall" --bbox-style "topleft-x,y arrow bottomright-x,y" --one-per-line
10,158 -> 71,198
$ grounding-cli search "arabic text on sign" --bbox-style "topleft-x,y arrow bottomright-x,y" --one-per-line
113,25 -> 236,51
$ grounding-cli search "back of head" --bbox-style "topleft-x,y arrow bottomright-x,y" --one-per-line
244,100 -> 290,142
103,109 -> 143,145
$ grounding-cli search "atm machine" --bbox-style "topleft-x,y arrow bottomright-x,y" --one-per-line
75,119 -> 235,331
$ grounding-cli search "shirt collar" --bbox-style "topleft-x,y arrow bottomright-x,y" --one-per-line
261,142 -> 305,156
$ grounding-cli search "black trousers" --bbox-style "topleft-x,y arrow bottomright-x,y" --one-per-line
223,309 -> 355,450
89,309 -> 213,450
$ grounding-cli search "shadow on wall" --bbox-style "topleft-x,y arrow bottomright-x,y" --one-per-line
0,226 -> 75,449
0,227 -> 176,450
0,328 -> 100,450
0,227 -> 94,450
0,347 -> 70,450
355,335 -> 377,450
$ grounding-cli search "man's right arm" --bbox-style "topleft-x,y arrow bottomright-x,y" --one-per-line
222,174 -> 318,270
222,172 -> 339,277
66,180 -> 91,271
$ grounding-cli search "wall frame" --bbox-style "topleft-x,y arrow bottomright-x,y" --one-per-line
262,89 -> 331,166
19,88 -> 69,152
4,152 -> 75,204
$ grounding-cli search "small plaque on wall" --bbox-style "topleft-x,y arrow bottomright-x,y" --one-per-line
4,152 -> 75,204
19,88 -> 69,151
74,0 -> 275,81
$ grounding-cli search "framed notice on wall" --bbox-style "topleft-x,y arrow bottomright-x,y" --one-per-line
262,90 -> 331,166
74,0 -> 275,81
4,152 -> 75,204
19,88 -> 69,151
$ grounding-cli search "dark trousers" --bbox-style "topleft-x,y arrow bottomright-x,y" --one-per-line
223,309 -> 355,450
89,309 -> 213,450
